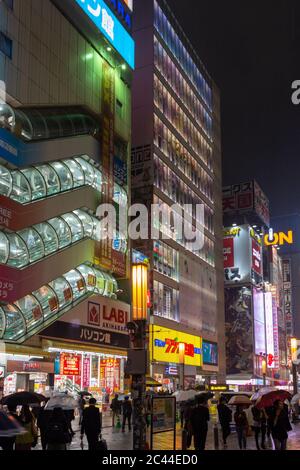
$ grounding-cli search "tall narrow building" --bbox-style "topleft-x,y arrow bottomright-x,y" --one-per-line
132,0 -> 225,389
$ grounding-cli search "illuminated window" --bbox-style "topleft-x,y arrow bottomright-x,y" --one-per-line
21,167 -> 47,200
49,161 -> 73,192
63,269 -> 87,300
48,217 -> 72,249
18,227 -> 45,263
14,295 -> 43,332
61,212 -> 84,243
35,164 -> 60,196
33,222 -> 59,256
49,277 -> 73,309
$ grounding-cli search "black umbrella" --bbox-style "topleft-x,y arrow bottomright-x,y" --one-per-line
0,391 -> 46,406
78,391 -> 92,397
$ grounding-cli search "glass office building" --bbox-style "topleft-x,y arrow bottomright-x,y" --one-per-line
132,0 -> 225,385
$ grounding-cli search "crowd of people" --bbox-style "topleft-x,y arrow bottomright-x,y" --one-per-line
0,394 -> 133,451
180,394 -> 294,451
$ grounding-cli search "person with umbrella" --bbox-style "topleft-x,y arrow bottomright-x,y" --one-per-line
15,405 -> 38,451
217,396 -> 232,448
269,400 -> 292,450
190,394 -> 210,451
0,408 -> 25,450
0,404 -> 19,450
44,407 -> 71,450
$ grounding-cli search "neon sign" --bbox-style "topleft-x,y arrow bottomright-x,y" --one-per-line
75,0 -> 135,69
264,228 -> 293,246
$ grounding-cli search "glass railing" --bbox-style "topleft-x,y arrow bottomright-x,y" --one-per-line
0,263 -> 118,342
0,157 -> 128,207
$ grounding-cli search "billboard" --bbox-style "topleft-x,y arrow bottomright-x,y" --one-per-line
253,287 -> 266,355
254,181 -> 270,227
223,225 -> 263,285
225,287 -> 253,375
59,353 -> 81,376
75,0 -> 135,68
282,259 -> 294,337
203,341 -> 218,366
265,292 -> 275,368
150,326 -> 202,367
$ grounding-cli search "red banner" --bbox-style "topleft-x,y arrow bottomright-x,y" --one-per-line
223,237 -> 234,268
59,353 -> 81,376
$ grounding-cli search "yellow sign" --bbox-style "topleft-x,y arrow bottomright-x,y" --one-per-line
150,326 -> 202,367
209,385 -> 229,392
223,227 -> 241,237
264,230 -> 293,246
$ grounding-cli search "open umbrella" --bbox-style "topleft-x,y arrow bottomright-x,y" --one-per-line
172,390 -> 197,402
78,391 -> 92,397
256,390 -> 292,409
228,395 -> 252,405
0,411 -> 25,437
291,393 -> 300,405
146,376 -> 162,387
0,391 -> 46,406
45,392 -> 78,410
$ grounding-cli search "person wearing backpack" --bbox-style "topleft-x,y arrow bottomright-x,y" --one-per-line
45,407 -> 71,450
15,405 -> 38,451
80,398 -> 102,450
122,396 -> 132,432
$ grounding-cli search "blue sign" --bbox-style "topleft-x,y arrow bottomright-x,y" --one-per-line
75,0 -> 135,69
0,128 -> 20,164
203,341 -> 218,366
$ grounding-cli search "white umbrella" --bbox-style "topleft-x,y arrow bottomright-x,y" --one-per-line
45,393 -> 78,410
291,393 -> 300,405
172,390 -> 197,402
228,395 -> 252,405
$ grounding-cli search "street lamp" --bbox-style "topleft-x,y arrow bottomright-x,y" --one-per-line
178,342 -> 185,391
291,337 -> 298,395
131,262 -> 148,451
261,358 -> 267,387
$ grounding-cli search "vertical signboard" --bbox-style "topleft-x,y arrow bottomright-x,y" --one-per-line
283,259 -> 294,337
82,356 -> 90,389
253,287 -> 266,355
225,287 -> 254,375
265,292 -> 275,368
271,288 -> 280,369
95,61 -> 115,269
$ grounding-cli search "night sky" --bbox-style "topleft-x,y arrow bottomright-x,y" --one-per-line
166,0 -> 300,216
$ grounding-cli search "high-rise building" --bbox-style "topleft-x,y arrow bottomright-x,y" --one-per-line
223,181 -> 289,389
131,0 -> 225,389
0,0 -> 134,398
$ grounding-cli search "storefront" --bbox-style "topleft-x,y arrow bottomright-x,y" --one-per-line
149,325 -> 203,392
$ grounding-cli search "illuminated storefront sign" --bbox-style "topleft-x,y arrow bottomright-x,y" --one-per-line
106,0 -> 132,29
265,292 -> 275,368
59,353 -> 81,376
75,0 -> 135,68
203,341 -> 218,366
264,229 -> 293,246
150,327 -> 202,367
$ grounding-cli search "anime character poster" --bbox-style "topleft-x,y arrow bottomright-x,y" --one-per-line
225,287 -> 254,375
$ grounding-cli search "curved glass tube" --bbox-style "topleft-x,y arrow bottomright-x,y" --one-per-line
0,164 -> 12,197
18,227 -> 45,263
50,161 -> 73,192
47,217 -> 72,249
0,232 -> 9,264
61,212 -> 83,243
63,269 -> 87,300
35,164 -> 60,196
6,232 -> 29,267
10,170 -> 31,203
63,159 -> 85,188
21,167 -> 47,200
32,285 -> 59,321
73,209 -> 95,238
49,277 -> 73,309
14,295 -> 43,332
75,157 -> 96,186
1,263 -> 118,342
76,264 -> 97,292
33,222 -> 59,256
2,304 -> 26,341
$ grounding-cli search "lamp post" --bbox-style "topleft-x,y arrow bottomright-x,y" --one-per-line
178,342 -> 185,391
131,262 -> 148,451
261,358 -> 267,387
291,338 -> 298,395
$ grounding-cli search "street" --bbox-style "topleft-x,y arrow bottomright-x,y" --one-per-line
34,414 -> 300,451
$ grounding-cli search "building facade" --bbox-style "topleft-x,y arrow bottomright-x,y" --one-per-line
132,0 -> 225,390
0,0 -> 134,400
223,181 -> 289,389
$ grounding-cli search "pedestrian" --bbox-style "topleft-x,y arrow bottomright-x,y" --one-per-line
110,394 -> 121,427
37,405 -> 51,450
122,396 -> 132,432
179,401 -> 185,428
234,405 -> 248,450
269,400 -> 292,450
15,405 -> 38,451
44,407 -> 71,450
190,395 -> 210,451
217,397 -> 232,448
81,398 -> 102,450
250,403 -> 264,450
78,396 -> 86,426
0,404 -> 19,450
